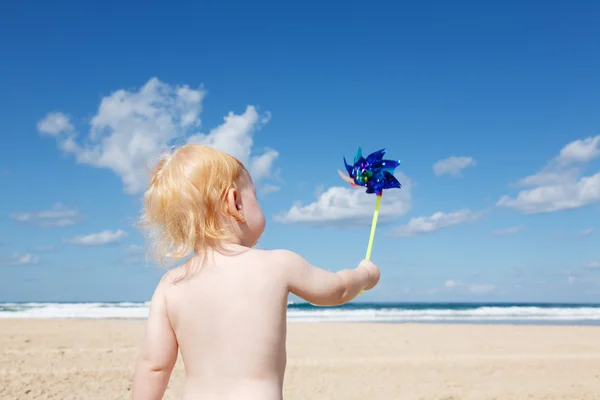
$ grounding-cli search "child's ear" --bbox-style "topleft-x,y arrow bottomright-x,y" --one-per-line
226,187 -> 245,223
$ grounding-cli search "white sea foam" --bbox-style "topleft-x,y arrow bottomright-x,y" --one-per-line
287,306 -> 600,322
0,302 -> 150,319
1,302 -> 600,322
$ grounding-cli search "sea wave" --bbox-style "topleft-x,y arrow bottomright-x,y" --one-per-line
287,306 -> 600,322
0,302 -> 150,319
1,302 -> 600,322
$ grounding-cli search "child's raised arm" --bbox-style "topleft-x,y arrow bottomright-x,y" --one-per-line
276,250 -> 380,306
132,277 -> 178,400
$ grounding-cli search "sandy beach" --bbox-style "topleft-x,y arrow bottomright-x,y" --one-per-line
1,320 -> 599,399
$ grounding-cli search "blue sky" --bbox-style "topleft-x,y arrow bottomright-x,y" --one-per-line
1,0 -> 599,303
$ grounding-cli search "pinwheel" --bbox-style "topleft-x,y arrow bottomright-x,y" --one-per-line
338,147 -> 402,293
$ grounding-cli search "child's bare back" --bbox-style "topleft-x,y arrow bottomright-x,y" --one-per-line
166,248 -> 289,400
131,145 -> 380,399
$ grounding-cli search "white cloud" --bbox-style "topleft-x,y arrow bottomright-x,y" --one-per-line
63,229 -> 127,246
517,167 -> 581,187
274,173 -> 411,227
259,184 -> 280,196
37,112 -> 74,135
492,225 -> 524,236
557,135 -> 600,164
10,203 -> 80,228
433,156 -> 476,177
186,105 -> 277,181
4,253 -> 40,266
445,280 -> 495,294
38,77 -> 278,194
580,227 -> 595,237
497,173 -> 600,214
391,209 -> 481,237
498,135 -> 600,214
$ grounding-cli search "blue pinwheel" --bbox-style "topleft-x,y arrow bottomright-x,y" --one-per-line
337,147 -> 403,289
338,147 -> 401,195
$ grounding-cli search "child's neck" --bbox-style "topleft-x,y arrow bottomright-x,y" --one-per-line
194,241 -> 252,258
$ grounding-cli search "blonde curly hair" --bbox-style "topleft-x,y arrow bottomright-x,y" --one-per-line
140,144 -> 247,267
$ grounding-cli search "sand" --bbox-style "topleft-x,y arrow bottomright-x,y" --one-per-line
1,320 -> 599,399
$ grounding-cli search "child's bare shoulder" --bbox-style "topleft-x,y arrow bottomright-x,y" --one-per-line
257,249 -> 312,278
155,266 -> 187,291
259,248 -> 304,264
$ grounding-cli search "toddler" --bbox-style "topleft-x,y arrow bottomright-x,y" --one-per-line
131,144 -> 380,400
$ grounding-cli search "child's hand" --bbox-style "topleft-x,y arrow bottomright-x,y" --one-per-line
359,259 -> 380,291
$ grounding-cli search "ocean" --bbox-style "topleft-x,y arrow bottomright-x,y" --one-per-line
1,302 -> 600,324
